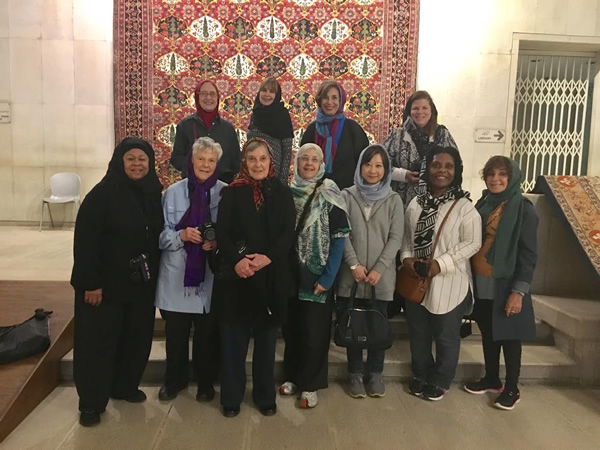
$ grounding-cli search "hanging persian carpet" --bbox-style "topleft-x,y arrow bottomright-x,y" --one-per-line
535,176 -> 600,277
114,0 -> 420,187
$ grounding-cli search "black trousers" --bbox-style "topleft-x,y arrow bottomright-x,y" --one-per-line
282,294 -> 333,392
336,297 -> 388,375
219,316 -> 278,409
473,299 -> 522,390
73,292 -> 155,412
161,309 -> 219,393
404,293 -> 470,390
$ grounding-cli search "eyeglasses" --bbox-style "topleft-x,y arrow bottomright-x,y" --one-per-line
199,91 -> 217,97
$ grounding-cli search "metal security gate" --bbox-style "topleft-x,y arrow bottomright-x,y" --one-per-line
511,53 -> 595,191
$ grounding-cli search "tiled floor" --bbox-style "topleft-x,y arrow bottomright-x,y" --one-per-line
2,383 -> 600,449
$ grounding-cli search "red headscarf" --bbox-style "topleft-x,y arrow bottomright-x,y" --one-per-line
194,80 -> 220,130
227,137 -> 275,210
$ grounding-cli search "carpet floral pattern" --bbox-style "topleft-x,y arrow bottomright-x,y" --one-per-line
535,176 -> 600,277
114,0 -> 419,186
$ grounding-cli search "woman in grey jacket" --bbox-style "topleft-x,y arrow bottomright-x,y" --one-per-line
337,145 -> 404,399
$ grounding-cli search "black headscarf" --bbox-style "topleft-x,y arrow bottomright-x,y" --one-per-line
103,137 -> 164,221
249,88 -> 294,140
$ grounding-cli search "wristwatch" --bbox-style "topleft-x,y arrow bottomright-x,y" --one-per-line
350,264 -> 359,270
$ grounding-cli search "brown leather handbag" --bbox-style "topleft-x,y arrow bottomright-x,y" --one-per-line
395,199 -> 459,303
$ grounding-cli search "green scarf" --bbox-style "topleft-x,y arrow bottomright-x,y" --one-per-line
475,158 -> 523,279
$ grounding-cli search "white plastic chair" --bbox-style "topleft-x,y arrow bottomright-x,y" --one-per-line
39,172 -> 81,231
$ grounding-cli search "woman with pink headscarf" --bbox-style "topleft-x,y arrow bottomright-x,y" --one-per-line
171,80 -> 240,184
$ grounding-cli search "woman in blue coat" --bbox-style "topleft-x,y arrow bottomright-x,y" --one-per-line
464,156 -> 539,411
155,137 -> 227,403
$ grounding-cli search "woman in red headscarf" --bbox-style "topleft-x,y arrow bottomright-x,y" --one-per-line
300,80 -> 369,189
171,80 -> 241,183
213,137 -> 296,418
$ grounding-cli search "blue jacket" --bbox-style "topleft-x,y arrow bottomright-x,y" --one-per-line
155,178 -> 226,313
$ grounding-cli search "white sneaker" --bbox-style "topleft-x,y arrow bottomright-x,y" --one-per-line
299,391 -> 318,408
279,381 -> 297,396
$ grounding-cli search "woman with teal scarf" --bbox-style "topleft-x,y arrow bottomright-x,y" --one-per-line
464,156 -> 539,411
280,143 -> 350,409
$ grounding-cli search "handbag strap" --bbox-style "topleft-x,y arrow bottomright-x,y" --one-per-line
348,281 -> 377,308
429,199 -> 459,260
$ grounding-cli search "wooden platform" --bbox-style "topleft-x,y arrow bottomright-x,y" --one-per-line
0,280 -> 74,442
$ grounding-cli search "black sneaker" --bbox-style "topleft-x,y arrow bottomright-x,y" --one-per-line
422,384 -> 446,401
79,410 -> 101,427
464,378 -> 504,395
494,389 -> 520,410
408,378 -> 426,397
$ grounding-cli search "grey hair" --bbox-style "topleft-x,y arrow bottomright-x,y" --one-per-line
192,137 -> 223,160
296,143 -> 323,162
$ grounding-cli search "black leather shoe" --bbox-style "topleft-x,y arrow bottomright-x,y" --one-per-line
159,385 -> 181,401
196,387 -> 215,402
222,406 -> 240,418
79,410 -> 101,427
259,404 -> 277,416
112,389 -> 147,403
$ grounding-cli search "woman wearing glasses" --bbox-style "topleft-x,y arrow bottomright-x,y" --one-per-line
171,80 -> 241,184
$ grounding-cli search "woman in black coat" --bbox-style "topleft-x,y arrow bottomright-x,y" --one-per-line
214,137 -> 295,418
71,137 -> 164,427
300,80 -> 370,190
464,156 -> 538,411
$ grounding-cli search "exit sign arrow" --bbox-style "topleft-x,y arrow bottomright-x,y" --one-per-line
474,129 -> 506,143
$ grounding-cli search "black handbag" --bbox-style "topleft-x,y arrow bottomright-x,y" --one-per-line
0,309 -> 52,364
334,283 -> 393,350
212,240 -> 248,280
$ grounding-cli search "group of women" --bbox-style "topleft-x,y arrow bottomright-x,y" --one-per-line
71,79 -> 538,427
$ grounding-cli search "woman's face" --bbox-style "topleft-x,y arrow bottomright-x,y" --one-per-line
297,149 -> 321,180
198,83 -> 218,112
123,148 -> 149,181
246,145 -> 271,181
259,87 -> 276,106
485,167 -> 509,194
321,86 -> 340,116
361,153 -> 385,185
192,149 -> 218,182
410,98 -> 432,129
428,152 -> 455,193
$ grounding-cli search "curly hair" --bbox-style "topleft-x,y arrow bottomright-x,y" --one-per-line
481,155 -> 512,181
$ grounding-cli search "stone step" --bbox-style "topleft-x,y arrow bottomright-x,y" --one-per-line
152,310 -> 554,344
60,338 -> 576,384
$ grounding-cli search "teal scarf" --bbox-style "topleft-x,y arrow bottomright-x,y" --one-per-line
475,158 -> 523,278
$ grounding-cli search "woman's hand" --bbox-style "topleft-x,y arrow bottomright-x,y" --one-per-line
352,265 -> 368,282
428,260 -> 441,278
234,258 -> 255,278
201,241 -> 217,251
313,282 -> 327,295
84,288 -> 102,306
365,270 -> 381,286
181,227 -> 203,244
505,292 -> 523,316
406,171 -> 420,183
246,253 -> 272,272
402,258 -> 419,277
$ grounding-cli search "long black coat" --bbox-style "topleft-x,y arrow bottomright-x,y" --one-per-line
213,178 -> 295,324
489,199 -> 539,341
70,180 -> 163,303
300,119 -> 369,190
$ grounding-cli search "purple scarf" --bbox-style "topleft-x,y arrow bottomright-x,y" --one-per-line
175,152 -> 218,287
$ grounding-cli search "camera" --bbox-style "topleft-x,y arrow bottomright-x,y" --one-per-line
414,261 -> 429,278
197,222 -> 216,242
129,253 -> 151,283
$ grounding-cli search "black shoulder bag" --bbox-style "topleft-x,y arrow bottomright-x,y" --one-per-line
334,283 -> 393,350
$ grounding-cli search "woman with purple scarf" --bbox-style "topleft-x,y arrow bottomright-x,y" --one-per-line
300,80 -> 369,189
155,137 -> 227,402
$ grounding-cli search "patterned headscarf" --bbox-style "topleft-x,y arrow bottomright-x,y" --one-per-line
226,137 -> 275,210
